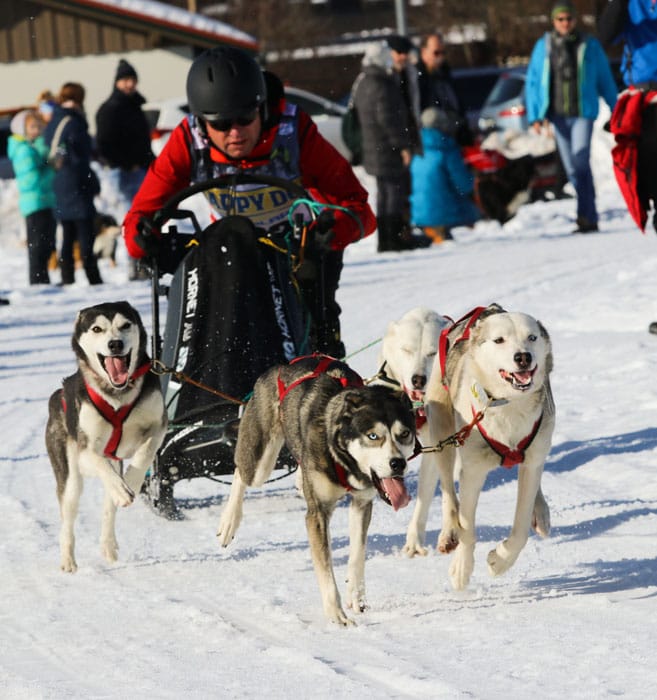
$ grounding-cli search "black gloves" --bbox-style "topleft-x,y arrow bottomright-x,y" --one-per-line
134,217 -> 161,258
309,210 -> 335,253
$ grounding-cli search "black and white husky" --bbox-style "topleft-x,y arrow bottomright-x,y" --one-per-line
45,301 -> 167,572
217,355 -> 416,626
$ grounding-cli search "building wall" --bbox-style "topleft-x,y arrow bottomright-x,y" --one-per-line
0,48 -> 194,132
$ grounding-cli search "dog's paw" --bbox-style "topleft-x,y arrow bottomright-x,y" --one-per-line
60,555 -> 78,573
402,539 -> 429,557
345,582 -> 367,614
216,508 -> 242,547
101,539 -> 119,564
532,493 -> 551,538
487,540 -> 518,577
327,606 -> 356,627
448,547 -> 474,590
437,528 -> 460,554
110,483 -> 135,508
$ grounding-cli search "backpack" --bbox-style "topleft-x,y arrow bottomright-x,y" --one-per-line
341,73 -> 365,166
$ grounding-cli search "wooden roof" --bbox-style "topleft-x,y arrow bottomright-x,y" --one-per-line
0,0 -> 258,63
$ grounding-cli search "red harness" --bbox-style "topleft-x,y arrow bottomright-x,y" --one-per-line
62,362 -> 151,461
474,406 -> 543,468
438,307 -> 485,390
277,354 -> 364,492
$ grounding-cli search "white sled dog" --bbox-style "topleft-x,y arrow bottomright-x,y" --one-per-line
376,306 -> 449,513
45,301 -> 167,572
217,355 -> 416,626
404,303 -> 553,591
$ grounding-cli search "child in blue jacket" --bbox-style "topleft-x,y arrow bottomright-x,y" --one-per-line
410,107 -> 480,243
8,110 -> 56,284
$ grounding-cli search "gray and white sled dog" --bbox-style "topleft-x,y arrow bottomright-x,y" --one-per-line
217,355 -> 416,626
404,303 -> 553,591
45,301 -> 167,572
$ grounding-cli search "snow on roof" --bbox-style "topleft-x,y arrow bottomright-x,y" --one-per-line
84,0 -> 258,50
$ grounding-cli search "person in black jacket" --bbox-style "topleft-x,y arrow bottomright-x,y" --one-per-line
417,32 -> 472,147
44,82 -> 102,286
96,59 -> 154,279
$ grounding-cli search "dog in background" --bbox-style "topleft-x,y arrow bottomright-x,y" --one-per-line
217,355 -> 416,626
376,307 -> 450,543
48,213 -> 121,271
45,301 -> 167,572
405,303 -> 553,591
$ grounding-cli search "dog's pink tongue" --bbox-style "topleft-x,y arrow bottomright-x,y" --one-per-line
383,478 -> 411,511
105,356 -> 129,385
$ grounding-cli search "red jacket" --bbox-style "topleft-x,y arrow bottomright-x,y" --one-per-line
123,108 -> 376,257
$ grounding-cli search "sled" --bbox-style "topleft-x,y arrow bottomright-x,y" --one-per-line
142,174 -> 317,518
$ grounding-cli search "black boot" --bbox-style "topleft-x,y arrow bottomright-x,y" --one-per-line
59,259 -> 75,285
83,258 -> 103,285
377,216 -> 401,252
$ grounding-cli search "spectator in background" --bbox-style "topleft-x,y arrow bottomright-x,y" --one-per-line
44,82 -> 102,285
353,41 -> 427,252
526,1 -> 618,233
410,107 -> 481,244
95,58 -> 154,280
417,32 -> 472,146
598,0 -> 657,334
7,109 -> 56,284
386,34 -> 422,155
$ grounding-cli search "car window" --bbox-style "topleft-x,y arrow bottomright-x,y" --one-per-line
485,75 -> 525,106
452,74 -> 503,112
285,93 -> 341,118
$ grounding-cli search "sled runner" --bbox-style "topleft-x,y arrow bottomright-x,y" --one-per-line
142,174 -> 319,518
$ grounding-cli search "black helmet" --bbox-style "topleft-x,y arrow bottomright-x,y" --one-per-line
186,47 -> 266,121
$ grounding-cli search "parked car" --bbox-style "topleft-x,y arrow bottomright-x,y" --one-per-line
450,66 -> 506,134
477,67 -> 528,134
142,86 -> 349,159
477,58 -> 623,135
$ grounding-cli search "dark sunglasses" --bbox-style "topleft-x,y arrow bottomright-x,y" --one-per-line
433,50 -> 445,56
554,15 -> 573,22
206,110 -> 258,132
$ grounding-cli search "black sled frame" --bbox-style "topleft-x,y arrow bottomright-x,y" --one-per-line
143,174 -> 316,519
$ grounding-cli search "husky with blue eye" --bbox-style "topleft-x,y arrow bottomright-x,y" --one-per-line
45,301 -> 166,573
217,355 -> 416,626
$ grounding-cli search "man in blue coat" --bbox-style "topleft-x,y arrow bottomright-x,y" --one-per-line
526,1 -> 618,232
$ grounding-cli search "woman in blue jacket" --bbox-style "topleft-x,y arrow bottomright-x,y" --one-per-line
7,110 -> 56,284
410,107 -> 480,242
526,1 -> 618,233
43,82 -> 102,285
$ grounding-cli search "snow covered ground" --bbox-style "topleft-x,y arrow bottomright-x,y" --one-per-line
1,120 -> 657,698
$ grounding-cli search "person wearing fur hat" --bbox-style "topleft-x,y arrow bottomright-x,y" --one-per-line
7,109 -> 56,284
96,58 -> 154,279
526,1 -> 618,233
352,41 -> 429,251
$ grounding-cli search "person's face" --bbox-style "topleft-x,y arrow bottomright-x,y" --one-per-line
205,109 -> 262,159
553,12 -> 576,36
25,116 -> 42,141
390,49 -> 409,71
116,77 -> 138,95
421,36 -> 446,72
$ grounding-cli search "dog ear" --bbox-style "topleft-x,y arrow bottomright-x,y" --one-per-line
537,320 -> 553,374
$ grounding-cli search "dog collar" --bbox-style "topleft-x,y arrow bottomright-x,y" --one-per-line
334,462 -> 353,491
473,405 -> 543,468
